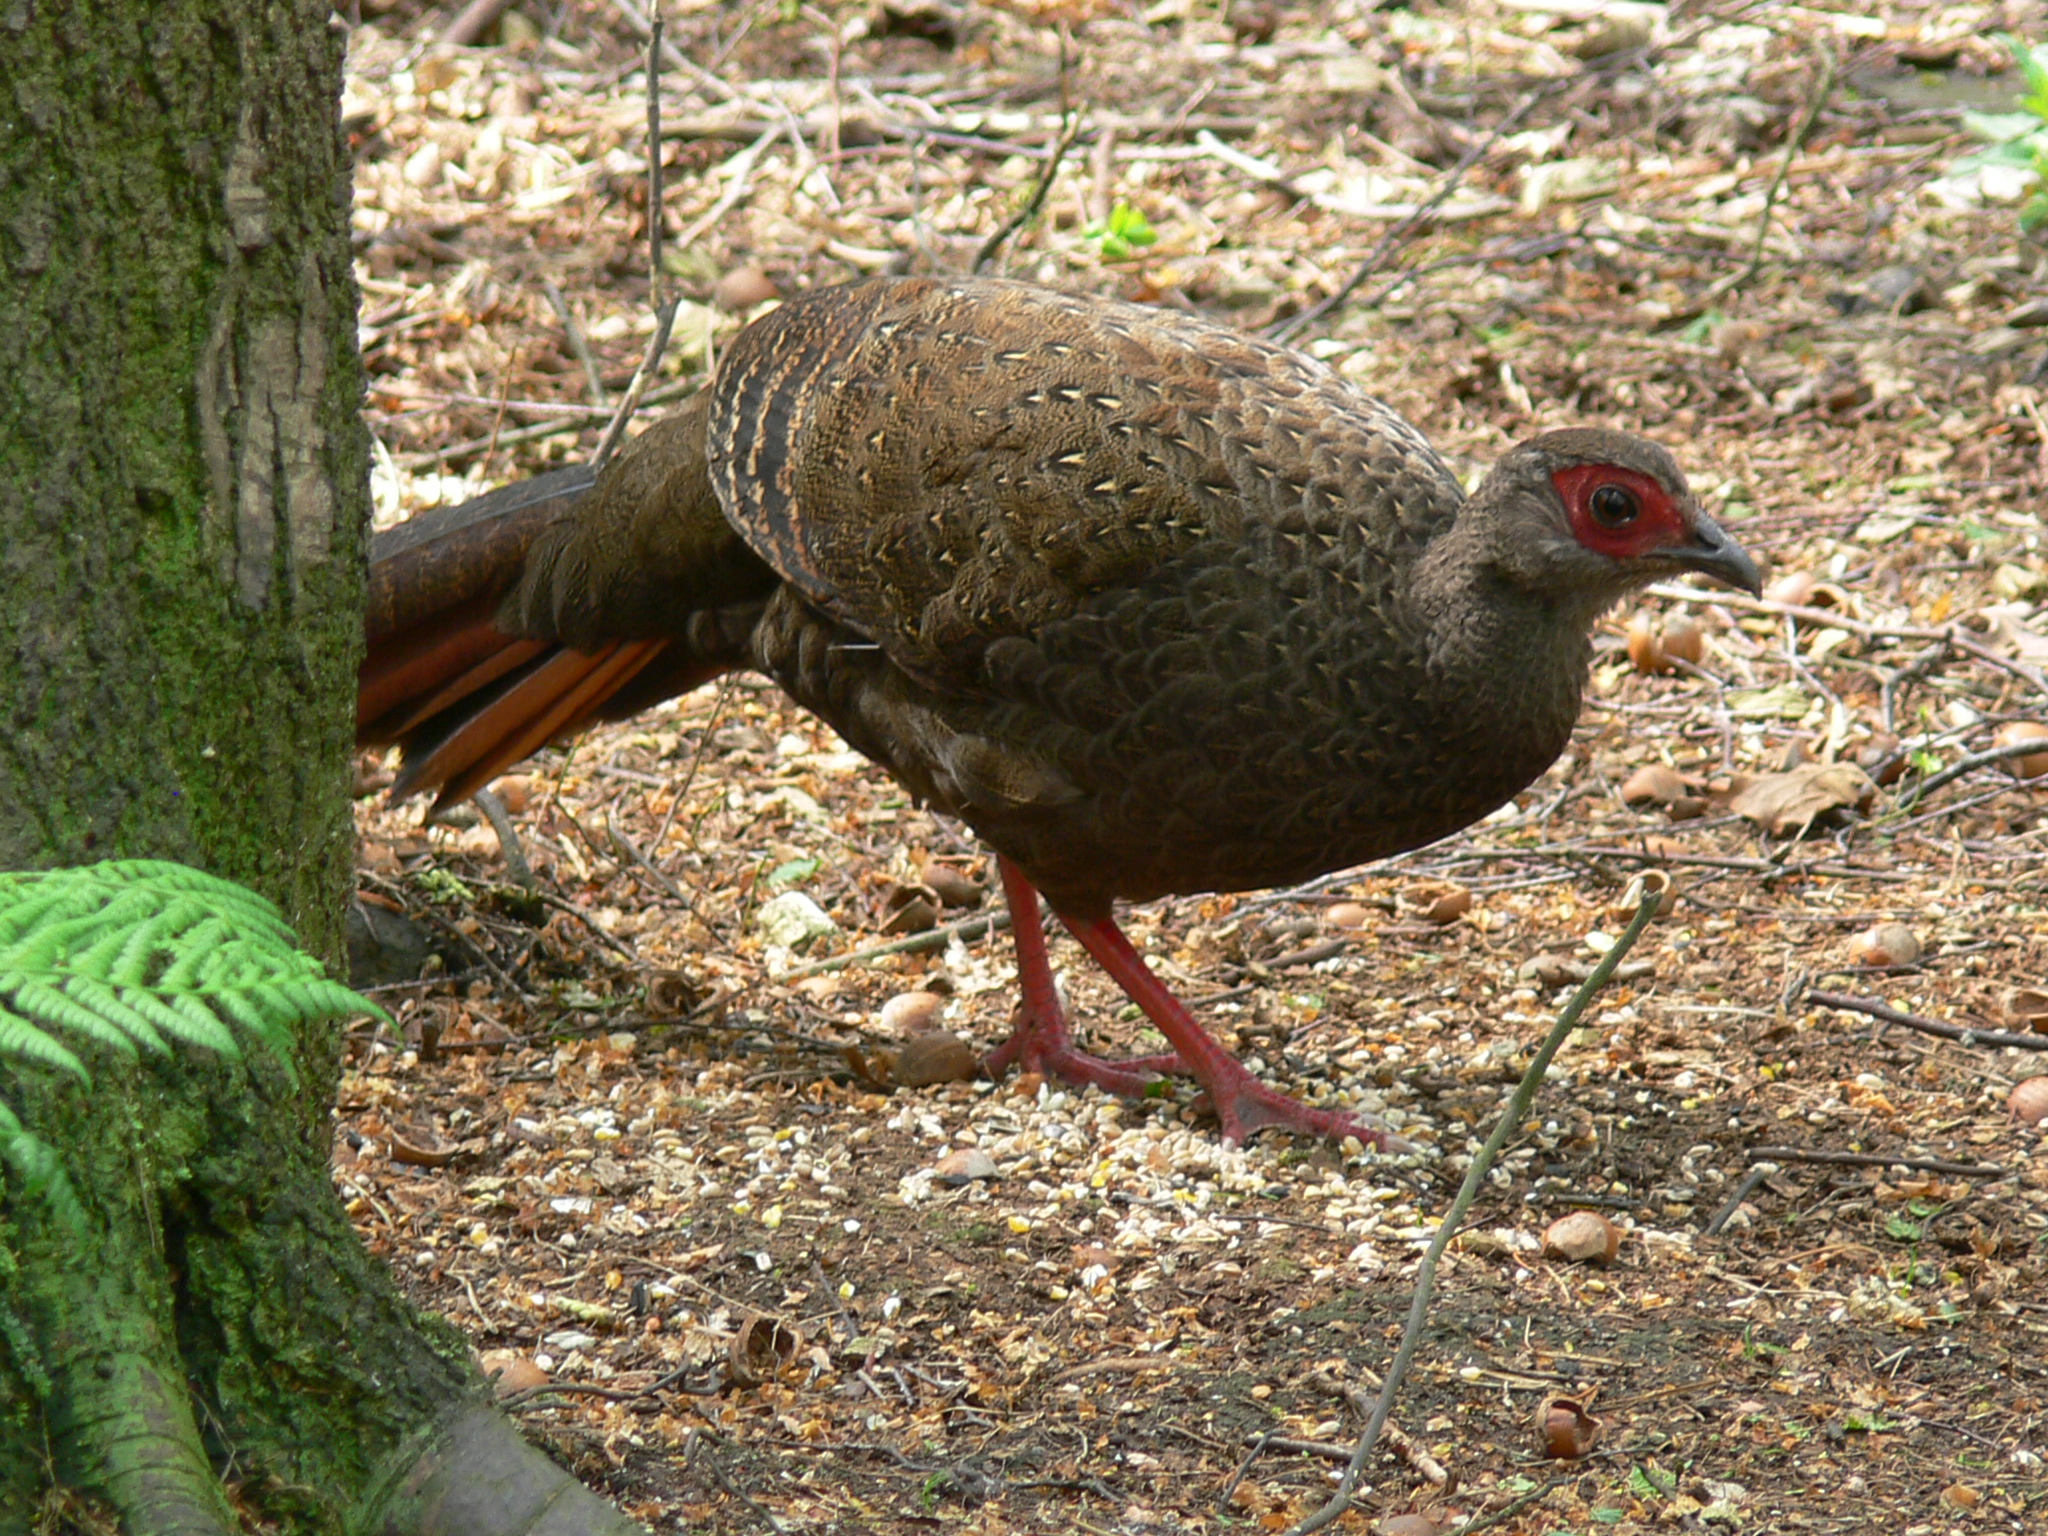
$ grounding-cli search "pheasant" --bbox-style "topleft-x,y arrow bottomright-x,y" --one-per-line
360,275 -> 1760,1147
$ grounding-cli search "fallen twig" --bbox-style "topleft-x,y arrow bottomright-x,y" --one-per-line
1893,739 -> 2048,810
1269,82 -> 1559,343
1702,38 -> 1836,302
1647,584 -> 2048,702
472,787 -> 535,892
606,809 -> 691,906
595,22 -> 678,474
1287,873 -> 1670,1536
776,909 -> 1013,981
1703,1163 -> 1778,1236
438,0 -> 514,48
542,278 -> 608,408
974,108 -> 1081,273
1745,1145 -> 2008,1179
1807,989 -> 2048,1053
389,378 -> 699,467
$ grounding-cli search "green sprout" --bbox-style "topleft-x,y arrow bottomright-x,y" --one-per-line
1083,202 -> 1158,262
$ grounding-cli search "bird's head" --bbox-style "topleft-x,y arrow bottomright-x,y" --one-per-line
1466,428 -> 1760,619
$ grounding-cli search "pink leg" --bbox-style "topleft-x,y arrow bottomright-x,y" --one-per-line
1063,912 -> 1409,1149
981,859 -> 1184,1097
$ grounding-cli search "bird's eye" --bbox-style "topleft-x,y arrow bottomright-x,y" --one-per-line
1588,484 -> 1640,529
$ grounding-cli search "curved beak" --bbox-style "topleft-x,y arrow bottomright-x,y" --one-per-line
1663,508 -> 1762,595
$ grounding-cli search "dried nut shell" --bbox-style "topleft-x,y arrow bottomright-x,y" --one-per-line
714,264 -> 778,311
2009,1077 -> 2048,1125
890,1030 -> 979,1087
1537,1396 -> 1603,1459
935,1148 -> 999,1183
1542,1211 -> 1620,1265
728,1315 -> 801,1387
1626,614 -> 1667,673
1992,721 -> 2048,779
479,1351 -> 550,1397
1858,733 -> 1905,786
879,990 -> 945,1035
880,882 -> 941,935
1765,569 -> 1816,607
1605,881 -> 1676,921
1621,763 -> 1691,806
1847,922 -> 1921,968
1999,986 -> 2048,1034
922,861 -> 985,908
1660,615 -> 1704,665
1400,882 -> 1472,924
1520,951 -> 1583,988
1325,901 -> 1375,931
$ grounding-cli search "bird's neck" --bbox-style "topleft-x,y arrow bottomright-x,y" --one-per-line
1403,523 -> 1604,755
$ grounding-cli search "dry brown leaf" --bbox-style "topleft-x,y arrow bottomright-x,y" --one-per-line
1728,762 -> 1875,835
728,1316 -> 802,1387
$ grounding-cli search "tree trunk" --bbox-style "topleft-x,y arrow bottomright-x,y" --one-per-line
0,6 -> 637,1531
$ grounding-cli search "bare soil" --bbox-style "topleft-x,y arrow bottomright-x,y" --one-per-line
343,3 -> 2048,1531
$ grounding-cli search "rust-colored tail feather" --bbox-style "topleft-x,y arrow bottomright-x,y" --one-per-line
389,639 -> 670,809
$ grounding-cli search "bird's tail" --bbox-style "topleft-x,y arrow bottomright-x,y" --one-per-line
357,396 -> 773,809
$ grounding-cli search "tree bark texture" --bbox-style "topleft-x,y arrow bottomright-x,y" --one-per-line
0,7 -> 638,1532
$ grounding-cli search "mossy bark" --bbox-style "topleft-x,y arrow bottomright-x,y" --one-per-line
0,6 -> 637,1532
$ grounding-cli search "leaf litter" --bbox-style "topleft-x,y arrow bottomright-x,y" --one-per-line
345,2 -> 2048,1531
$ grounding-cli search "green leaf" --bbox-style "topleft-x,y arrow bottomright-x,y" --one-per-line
764,858 -> 819,890
1083,201 -> 1158,262
1962,109 -> 2045,144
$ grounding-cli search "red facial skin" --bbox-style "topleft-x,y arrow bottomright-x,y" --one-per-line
1550,464 -> 1691,562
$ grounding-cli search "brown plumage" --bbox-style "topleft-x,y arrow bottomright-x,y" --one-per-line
361,275 -> 1760,1147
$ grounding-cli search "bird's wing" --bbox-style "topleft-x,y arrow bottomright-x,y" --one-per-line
706,275 -> 1465,686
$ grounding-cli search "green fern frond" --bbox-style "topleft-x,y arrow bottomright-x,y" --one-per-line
0,860 -> 389,1087
0,1102 -> 84,1233
0,860 -> 390,1232
3,975 -> 144,1058
0,1010 -> 87,1080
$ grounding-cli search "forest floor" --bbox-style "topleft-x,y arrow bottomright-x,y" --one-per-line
344,2 -> 2047,1532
